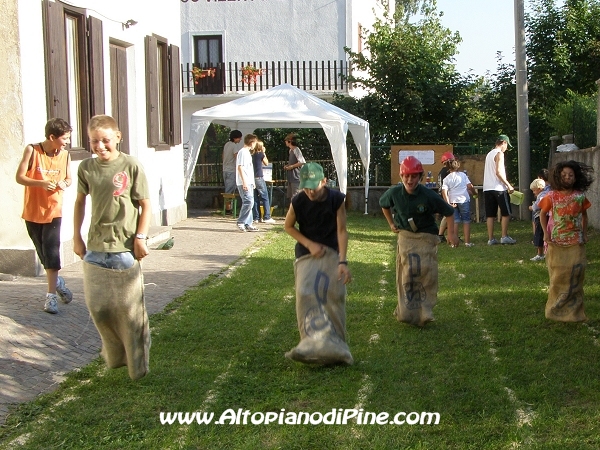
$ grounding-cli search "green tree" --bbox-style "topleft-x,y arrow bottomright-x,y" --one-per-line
344,4 -> 470,143
526,0 -> 600,107
548,90 -> 597,149
464,0 -> 600,180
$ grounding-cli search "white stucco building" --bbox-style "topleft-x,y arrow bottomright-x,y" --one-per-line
1,0 -> 186,276
180,0 -> 392,141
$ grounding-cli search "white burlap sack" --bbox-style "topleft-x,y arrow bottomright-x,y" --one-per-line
545,243 -> 587,322
394,230 -> 439,327
83,261 -> 150,380
285,247 -> 353,365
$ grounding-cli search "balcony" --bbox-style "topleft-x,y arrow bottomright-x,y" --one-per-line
181,60 -> 350,95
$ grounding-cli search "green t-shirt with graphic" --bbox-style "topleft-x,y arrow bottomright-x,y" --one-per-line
77,153 -> 150,252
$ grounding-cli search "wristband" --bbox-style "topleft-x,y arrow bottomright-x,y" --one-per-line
338,261 -> 348,265
135,233 -> 147,240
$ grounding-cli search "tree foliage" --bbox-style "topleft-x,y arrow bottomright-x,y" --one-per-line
548,90 -> 597,149
526,0 -> 600,108
344,4 -> 470,143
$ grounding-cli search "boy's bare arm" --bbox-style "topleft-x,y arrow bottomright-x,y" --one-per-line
441,188 -> 449,203
15,145 -> 56,191
73,192 -> 87,259
381,207 -> 398,233
539,208 -> 549,242
57,154 -> 72,190
336,205 -> 348,262
134,198 -> 151,260
336,205 -> 351,284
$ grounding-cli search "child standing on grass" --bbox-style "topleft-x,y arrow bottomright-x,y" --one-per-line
539,160 -> 593,322
528,178 -> 550,261
441,159 -> 477,247
252,140 -> 275,224
236,134 -> 258,232
15,118 -> 73,314
284,162 -> 353,365
380,156 -> 457,327
436,151 -> 454,243
73,115 -> 151,380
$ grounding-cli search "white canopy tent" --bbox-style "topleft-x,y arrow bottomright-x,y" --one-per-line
185,84 -> 371,213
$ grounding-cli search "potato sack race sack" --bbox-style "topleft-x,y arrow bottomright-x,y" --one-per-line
83,261 -> 150,380
394,230 -> 439,327
545,243 -> 587,322
286,247 -> 353,365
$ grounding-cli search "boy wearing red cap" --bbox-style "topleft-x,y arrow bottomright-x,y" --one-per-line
380,156 -> 457,326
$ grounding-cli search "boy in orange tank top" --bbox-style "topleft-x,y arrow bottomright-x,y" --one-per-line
15,118 -> 73,314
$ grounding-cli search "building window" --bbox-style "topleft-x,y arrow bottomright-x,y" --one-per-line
193,35 -> 223,95
145,35 -> 182,149
43,0 -> 104,158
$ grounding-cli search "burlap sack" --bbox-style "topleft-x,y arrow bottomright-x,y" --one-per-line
83,261 -> 150,380
394,230 -> 439,327
285,247 -> 353,365
545,243 -> 587,322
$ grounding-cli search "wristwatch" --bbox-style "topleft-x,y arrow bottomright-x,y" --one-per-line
135,233 -> 147,240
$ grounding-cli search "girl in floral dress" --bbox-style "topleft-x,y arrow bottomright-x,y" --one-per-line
539,160 -> 594,322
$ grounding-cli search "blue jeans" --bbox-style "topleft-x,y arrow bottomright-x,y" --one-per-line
223,171 -> 236,194
453,201 -> 471,224
84,251 -> 135,269
237,184 -> 255,226
253,177 -> 271,220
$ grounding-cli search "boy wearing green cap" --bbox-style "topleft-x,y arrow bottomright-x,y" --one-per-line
283,162 -> 353,365
284,162 -> 351,283
483,134 -> 516,245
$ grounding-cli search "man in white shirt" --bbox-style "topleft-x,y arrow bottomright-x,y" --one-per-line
236,134 -> 259,232
482,134 -> 516,245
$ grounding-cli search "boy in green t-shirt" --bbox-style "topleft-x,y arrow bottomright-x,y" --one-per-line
74,115 -> 151,265
73,114 -> 151,380
380,156 -> 457,327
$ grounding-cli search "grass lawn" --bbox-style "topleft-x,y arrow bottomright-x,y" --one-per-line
1,213 -> 599,449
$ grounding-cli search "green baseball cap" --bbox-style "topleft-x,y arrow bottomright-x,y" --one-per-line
498,134 -> 513,148
299,162 -> 325,189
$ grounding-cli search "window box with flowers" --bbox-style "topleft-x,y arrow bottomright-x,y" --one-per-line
241,65 -> 263,84
192,67 -> 216,84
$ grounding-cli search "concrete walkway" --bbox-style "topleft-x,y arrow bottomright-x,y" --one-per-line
0,210 -> 279,425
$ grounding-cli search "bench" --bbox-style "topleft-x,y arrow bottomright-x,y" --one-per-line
221,193 -> 239,218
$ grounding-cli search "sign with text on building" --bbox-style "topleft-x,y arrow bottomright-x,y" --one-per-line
390,144 -> 453,185
398,150 -> 435,165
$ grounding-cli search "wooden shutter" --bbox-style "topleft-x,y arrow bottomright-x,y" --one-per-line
110,44 -> 130,154
145,35 -> 159,147
43,0 -> 69,120
169,44 -> 182,146
88,15 -> 105,116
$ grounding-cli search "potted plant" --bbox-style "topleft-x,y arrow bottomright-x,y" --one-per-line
192,67 -> 216,84
241,65 -> 263,84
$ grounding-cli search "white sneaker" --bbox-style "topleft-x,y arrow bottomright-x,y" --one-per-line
262,218 -> 276,224
237,223 -> 247,232
44,294 -> 59,314
500,236 -> 517,245
245,225 -> 259,232
530,255 -> 545,261
56,276 -> 72,304
464,242 -> 475,247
